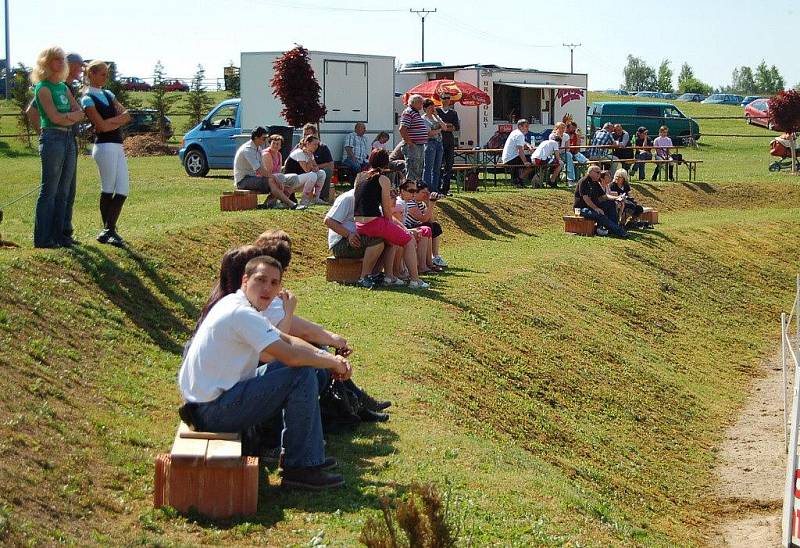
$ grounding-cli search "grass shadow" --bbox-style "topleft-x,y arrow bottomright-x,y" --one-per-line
630,183 -> 661,202
122,247 -> 199,320
67,245 -> 190,354
436,201 -> 495,241
0,140 -> 38,159
460,197 -> 534,237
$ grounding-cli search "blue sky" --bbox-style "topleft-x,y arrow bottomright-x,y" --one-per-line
3,0 -> 798,91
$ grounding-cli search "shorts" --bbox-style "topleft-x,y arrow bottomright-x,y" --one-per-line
534,157 -> 560,167
420,221 -> 443,238
410,225 -> 432,238
356,217 -> 412,246
330,234 -> 383,258
505,155 -> 527,166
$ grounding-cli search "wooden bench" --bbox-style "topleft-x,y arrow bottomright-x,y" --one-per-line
640,207 -> 659,224
154,422 -> 258,519
325,256 -> 363,283
220,190 -> 266,211
563,214 -> 596,236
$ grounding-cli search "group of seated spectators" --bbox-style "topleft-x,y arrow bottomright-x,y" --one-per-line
572,165 -> 651,239
324,148 -> 447,290
234,125 -> 334,210
178,229 -> 393,490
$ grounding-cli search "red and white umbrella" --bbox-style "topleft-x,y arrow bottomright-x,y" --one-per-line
402,79 -> 491,107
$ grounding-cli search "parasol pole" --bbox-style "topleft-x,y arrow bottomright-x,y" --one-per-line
410,8 -> 436,62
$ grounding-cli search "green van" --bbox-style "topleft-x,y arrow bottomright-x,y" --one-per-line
587,102 -> 701,144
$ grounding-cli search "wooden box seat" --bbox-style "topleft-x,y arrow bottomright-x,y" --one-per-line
640,207 -> 659,224
563,213 -> 596,236
220,190 -> 259,211
325,256 -> 363,283
154,423 -> 258,519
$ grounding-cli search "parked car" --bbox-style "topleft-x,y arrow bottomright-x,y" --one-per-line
179,99 -> 243,177
588,101 -> 701,145
634,91 -> 662,98
164,79 -> 189,92
662,93 -> 678,99
702,93 -> 744,105
605,89 -> 630,95
743,98 -> 779,130
740,95 -> 765,106
80,108 -> 173,141
676,93 -> 706,102
121,77 -> 151,91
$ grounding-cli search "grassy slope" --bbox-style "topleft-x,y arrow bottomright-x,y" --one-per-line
0,97 -> 798,546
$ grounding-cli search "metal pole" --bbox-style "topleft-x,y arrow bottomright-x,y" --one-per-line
784,313 -> 789,451
782,338 -> 800,547
4,0 -> 10,100
796,273 -> 799,355
563,43 -> 581,74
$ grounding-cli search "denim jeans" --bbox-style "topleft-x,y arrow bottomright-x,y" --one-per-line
402,142 -> 424,182
63,138 -> 78,238
633,151 -> 652,180
193,363 -> 327,468
423,139 -> 443,193
440,144 -> 455,194
579,204 -> 627,237
342,157 -> 368,175
34,129 -> 77,247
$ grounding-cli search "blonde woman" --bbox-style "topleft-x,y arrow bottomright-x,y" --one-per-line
609,168 -> 645,228
31,46 -> 84,248
80,60 -> 132,246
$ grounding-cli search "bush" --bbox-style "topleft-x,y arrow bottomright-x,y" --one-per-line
11,64 -> 33,147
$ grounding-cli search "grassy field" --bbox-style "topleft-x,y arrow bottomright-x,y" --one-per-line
0,95 -> 798,545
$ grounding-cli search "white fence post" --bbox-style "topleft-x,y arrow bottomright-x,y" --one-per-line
785,313 -> 789,451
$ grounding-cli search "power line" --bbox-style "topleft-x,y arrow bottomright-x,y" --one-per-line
257,1 -> 405,12
409,8 -> 436,62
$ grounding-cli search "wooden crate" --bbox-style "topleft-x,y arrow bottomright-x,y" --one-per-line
563,215 -> 596,236
325,257 -> 363,283
220,191 -> 258,212
153,423 -> 258,519
640,208 -> 659,224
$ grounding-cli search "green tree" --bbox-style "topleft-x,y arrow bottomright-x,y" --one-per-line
752,61 -> 784,94
622,55 -> 657,92
769,65 -> 785,93
731,66 -> 757,95
678,76 -> 713,95
224,62 -> 240,98
677,63 -> 694,89
149,61 -> 179,142
184,64 -> 214,131
11,64 -> 33,147
656,59 -> 673,93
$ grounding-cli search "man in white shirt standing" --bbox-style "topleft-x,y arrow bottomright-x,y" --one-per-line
501,119 -> 535,186
178,255 -> 352,489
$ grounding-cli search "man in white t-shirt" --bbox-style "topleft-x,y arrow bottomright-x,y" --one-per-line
177,255 -> 351,490
531,125 -> 564,187
501,119 -> 535,185
324,189 -> 385,288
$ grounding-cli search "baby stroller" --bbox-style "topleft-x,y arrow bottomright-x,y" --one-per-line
769,135 -> 800,172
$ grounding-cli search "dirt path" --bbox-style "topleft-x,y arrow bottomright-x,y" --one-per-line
712,353 -> 787,546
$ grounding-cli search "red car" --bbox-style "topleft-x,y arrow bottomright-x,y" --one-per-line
121,77 -> 151,92
744,98 -> 779,131
164,79 -> 189,92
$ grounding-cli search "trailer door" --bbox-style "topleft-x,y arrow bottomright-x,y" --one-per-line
324,60 -> 368,123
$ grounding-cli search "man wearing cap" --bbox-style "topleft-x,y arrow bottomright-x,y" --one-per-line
436,94 -> 459,195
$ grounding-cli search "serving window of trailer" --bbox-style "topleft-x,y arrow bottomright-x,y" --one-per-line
493,83 -> 546,124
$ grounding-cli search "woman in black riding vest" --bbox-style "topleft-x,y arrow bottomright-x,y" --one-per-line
81,60 -> 132,247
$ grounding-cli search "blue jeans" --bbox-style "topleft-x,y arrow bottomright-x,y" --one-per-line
342,158 -> 368,175
193,363 -> 327,468
579,204 -> 627,237
63,138 -> 78,238
423,139 -> 443,193
34,129 -> 77,247
633,151 -> 652,180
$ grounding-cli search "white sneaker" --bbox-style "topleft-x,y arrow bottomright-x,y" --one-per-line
432,255 -> 448,267
408,280 -> 430,289
596,227 -> 609,236
382,277 -> 406,287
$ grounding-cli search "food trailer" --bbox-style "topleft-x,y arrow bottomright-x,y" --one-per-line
395,63 -> 588,147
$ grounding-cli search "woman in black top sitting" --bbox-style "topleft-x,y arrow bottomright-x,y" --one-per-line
574,166 -> 628,238
354,149 -> 428,289
609,169 -> 645,228
631,126 -> 652,181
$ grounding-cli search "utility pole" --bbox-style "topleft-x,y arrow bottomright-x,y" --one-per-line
3,0 -> 9,99
563,43 -> 581,74
410,8 -> 436,62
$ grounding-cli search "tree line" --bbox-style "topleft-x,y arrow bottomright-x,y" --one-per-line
621,54 -> 797,95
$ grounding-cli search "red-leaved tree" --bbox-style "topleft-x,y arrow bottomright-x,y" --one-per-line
769,90 -> 800,173
270,46 -> 327,128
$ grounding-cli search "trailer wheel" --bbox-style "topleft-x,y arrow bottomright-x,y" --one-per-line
184,149 -> 209,177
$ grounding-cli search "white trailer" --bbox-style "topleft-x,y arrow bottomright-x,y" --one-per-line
395,64 -> 588,148
240,50 -> 396,160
